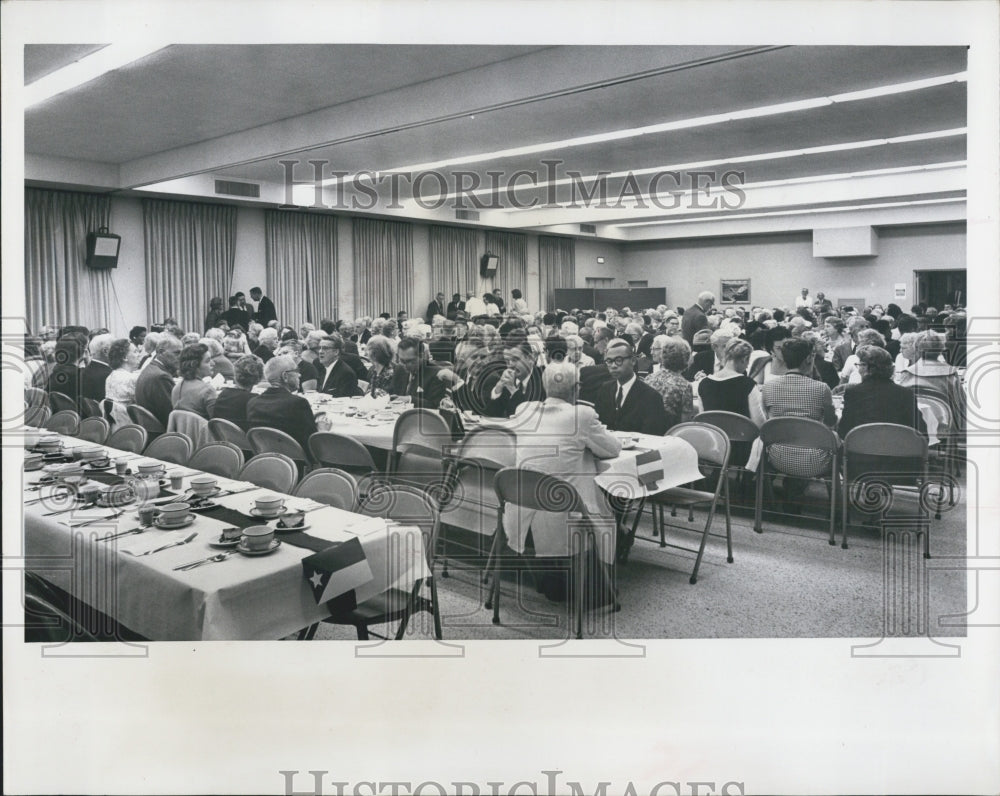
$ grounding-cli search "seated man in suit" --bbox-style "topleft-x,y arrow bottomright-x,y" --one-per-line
594,338 -> 669,435
683,328 -> 732,381
247,355 -> 330,453
314,332 -> 361,397
482,342 -> 546,418
80,333 -> 114,401
391,336 -> 448,409
838,345 -> 927,439
134,334 -> 183,426
446,293 -> 465,321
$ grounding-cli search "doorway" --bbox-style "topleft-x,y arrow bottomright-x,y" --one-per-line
915,269 -> 966,309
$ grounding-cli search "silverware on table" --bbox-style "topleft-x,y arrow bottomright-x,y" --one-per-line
140,531 -> 198,556
69,511 -> 125,528
174,550 -> 238,571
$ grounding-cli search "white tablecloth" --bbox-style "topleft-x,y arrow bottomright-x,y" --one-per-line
23,436 -> 428,640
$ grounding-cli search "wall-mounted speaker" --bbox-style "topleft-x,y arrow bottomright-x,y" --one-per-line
85,227 -> 121,269
480,253 -> 499,277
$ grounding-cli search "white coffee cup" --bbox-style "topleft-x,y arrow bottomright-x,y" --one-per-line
242,525 -> 275,551
190,475 -> 218,496
254,495 -> 284,517
157,502 -> 190,525
137,461 -> 165,479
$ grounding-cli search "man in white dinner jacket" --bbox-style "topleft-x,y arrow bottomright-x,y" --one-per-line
502,361 -> 621,568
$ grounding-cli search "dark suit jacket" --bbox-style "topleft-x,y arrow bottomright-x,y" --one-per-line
812,358 -> 840,390
254,296 -> 277,325
80,360 -> 112,401
341,351 -> 368,381
428,338 -> 456,364
425,300 -> 446,323
582,343 -> 603,365
48,363 -> 81,401
838,378 -> 927,439
578,364 -> 613,405
681,304 -> 708,344
683,349 -> 718,381
210,387 -> 255,430
223,307 -> 252,331
134,358 -> 176,426
446,300 -> 465,321
390,363 -> 448,409
481,367 -> 545,418
832,339 -> 853,372
595,378 -> 670,435
316,359 -> 360,397
246,387 -> 318,454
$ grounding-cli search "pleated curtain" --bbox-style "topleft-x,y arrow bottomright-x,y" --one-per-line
538,235 -> 576,312
265,210 -> 337,325
429,225 -> 481,298
483,230 -> 528,307
25,188 -> 113,333
352,218 -> 413,318
142,199 -> 237,333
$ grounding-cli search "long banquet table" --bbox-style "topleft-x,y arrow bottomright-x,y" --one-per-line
22,434 -> 427,640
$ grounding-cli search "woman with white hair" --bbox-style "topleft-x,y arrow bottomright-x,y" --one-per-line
201,336 -> 234,381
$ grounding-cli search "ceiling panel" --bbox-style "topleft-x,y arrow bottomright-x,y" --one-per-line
24,44 -> 108,84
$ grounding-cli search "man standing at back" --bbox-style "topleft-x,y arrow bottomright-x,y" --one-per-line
250,286 -> 277,326
425,292 -> 447,324
594,338 -> 669,435
134,334 -> 183,426
681,291 -> 715,345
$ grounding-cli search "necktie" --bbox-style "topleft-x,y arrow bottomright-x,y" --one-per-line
615,384 -> 624,412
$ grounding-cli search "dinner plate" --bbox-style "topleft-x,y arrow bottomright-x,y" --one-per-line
153,514 -> 196,530
249,506 -> 287,518
84,461 -> 115,471
209,535 -> 242,548
236,539 -> 281,556
274,521 -> 310,533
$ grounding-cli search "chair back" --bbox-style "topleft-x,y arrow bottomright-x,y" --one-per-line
187,442 -> 244,479
25,387 -> 47,412
127,404 -> 166,439
913,391 -> 954,436
758,417 -> 840,452
79,397 -> 103,419
247,426 -> 308,464
77,416 -> 110,445
143,432 -> 193,466
389,409 -> 452,487
668,421 -> 731,469
25,403 -> 52,428
294,467 -> 358,511
49,391 -> 78,414
360,483 -> 440,566
167,409 -> 209,449
456,426 -> 517,470
842,423 -> 928,484
239,452 -> 298,493
46,409 -> 80,436
105,424 -> 148,454
695,411 -> 760,444
493,468 -> 588,516
207,417 -> 252,452
308,431 -> 377,472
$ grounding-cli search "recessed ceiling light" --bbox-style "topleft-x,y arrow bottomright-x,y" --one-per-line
25,43 -> 167,107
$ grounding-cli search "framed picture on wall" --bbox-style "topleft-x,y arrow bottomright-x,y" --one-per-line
720,278 -> 750,304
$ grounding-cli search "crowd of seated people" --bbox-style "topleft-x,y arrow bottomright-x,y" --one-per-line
24,288 -> 966,517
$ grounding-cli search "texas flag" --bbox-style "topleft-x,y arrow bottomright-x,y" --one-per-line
301,538 -> 374,605
634,448 -> 664,490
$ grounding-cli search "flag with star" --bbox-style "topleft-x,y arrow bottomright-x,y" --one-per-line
301,538 -> 373,605
635,448 -> 663,490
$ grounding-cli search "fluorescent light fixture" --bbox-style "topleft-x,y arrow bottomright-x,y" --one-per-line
25,43 -> 167,107
616,197 -> 965,227
360,71 -> 967,180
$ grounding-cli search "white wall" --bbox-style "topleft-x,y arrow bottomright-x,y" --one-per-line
621,223 -> 966,310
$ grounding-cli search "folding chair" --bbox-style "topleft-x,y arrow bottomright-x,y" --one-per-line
695,410 -> 760,498
76,416 -> 110,445
49,391 -> 78,415
247,427 -> 309,472
300,483 -> 442,640
167,409 -> 209,450
753,417 -> 841,545
79,397 -> 103,419
105,424 -> 148,454
143,432 -> 193,466
187,442 -> 244,479
24,386 -> 47,415
46,409 -> 80,436
648,422 -> 733,585
293,467 -> 358,511
207,417 -> 253,458
238,452 -> 298,493
841,423 -> 930,554
388,409 -> 453,493
25,404 -> 51,429
127,404 -> 166,443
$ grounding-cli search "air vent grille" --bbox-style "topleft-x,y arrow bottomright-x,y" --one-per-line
455,209 -> 480,221
215,179 -> 260,198
579,223 -> 597,234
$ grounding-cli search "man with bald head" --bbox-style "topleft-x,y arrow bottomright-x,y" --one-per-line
681,291 -> 715,345
247,355 -> 330,453
134,334 -> 183,425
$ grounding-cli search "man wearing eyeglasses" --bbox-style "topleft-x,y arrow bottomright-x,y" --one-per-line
247,355 -> 331,453
315,333 -> 361,397
594,338 -> 669,435
482,342 -> 545,418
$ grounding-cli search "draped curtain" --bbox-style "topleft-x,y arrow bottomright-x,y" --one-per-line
265,210 -> 337,325
352,218 -> 413,318
429,225 -> 481,299
25,188 -> 112,333
483,230 -> 527,308
142,199 -> 237,333
538,235 -> 576,312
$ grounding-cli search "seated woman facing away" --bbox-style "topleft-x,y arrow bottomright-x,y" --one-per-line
211,354 -> 264,430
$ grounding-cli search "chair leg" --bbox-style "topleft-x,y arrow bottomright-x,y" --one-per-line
723,477 -> 733,564
657,504 -> 666,547
394,582 -> 421,640
297,623 -> 319,640
355,624 -> 370,640
573,551 -> 585,640
689,496 -> 719,585
754,461 -> 765,533
429,577 -> 443,639
842,474 -> 850,550
483,528 -> 503,602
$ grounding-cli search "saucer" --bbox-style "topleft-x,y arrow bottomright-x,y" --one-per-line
236,539 -> 281,556
274,521 -> 310,533
153,514 -> 196,530
249,506 -> 287,518
85,461 -> 114,470
187,486 -> 222,499
209,534 -> 242,548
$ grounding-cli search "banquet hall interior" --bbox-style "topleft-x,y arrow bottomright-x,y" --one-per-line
17,43 -> 973,642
